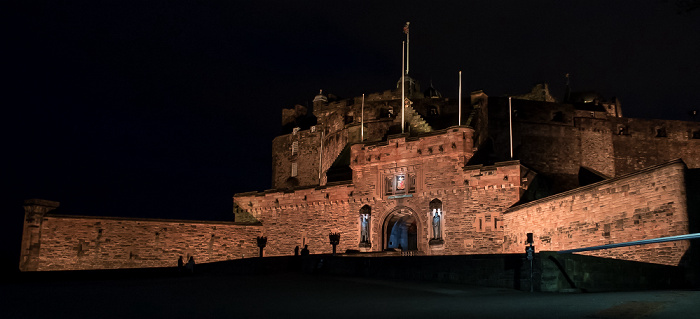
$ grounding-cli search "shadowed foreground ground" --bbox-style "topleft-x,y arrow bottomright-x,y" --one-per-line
2,269 -> 698,319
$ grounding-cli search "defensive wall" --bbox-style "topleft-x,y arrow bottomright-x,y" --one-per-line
238,127 -> 524,257
502,159 -> 690,266
19,199 -> 262,271
317,252 -> 686,292
275,89 -> 472,190
274,97 -> 399,189
610,117 -> 700,175
488,98 -> 614,192
234,182 -> 359,257
488,97 -> 700,193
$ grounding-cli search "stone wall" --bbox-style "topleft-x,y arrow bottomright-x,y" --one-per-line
488,98 -> 614,192
538,251 -> 687,292
271,101 -> 397,189
20,200 -> 262,271
271,128 -> 323,189
488,97 -> 700,193
238,128 -> 524,257
316,252 -> 687,292
502,159 -> 690,266
611,117 -> 700,175
235,184 -> 359,256
512,107 -> 615,192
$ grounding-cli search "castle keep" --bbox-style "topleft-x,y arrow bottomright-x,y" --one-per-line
19,76 -> 700,271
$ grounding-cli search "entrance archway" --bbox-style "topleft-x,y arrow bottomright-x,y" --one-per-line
383,207 -> 419,251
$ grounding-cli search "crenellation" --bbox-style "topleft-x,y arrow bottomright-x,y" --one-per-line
20,79 -> 700,271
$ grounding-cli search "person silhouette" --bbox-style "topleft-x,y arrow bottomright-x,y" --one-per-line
301,245 -> 309,256
177,256 -> 184,273
186,256 -> 195,274
294,246 -> 300,256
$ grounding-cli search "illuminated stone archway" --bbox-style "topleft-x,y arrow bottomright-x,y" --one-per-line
382,207 -> 420,251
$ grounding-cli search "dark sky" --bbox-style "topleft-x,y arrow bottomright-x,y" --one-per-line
2,1 -> 699,265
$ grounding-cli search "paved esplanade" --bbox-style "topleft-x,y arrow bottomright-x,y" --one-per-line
2,272 -> 697,318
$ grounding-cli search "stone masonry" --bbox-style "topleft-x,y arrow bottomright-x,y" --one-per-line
503,160 -> 690,266
19,81 -> 700,271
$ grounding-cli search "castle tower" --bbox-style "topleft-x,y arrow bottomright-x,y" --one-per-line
19,199 -> 59,271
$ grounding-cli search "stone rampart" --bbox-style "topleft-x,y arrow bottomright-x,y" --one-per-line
19,202 -> 262,271
234,183 -> 359,257
502,159 -> 689,266
610,117 -> 700,175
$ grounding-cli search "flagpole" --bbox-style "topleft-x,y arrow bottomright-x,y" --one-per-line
509,97 -> 513,159
406,22 -> 410,75
361,93 -> 365,141
458,71 -> 462,126
401,41 -> 405,134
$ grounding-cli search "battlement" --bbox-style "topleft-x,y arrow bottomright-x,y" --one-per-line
351,126 -> 474,168
503,159 -> 689,266
22,79 -> 700,271
463,160 -> 524,190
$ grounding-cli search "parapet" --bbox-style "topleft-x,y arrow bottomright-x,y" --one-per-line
23,199 -> 60,216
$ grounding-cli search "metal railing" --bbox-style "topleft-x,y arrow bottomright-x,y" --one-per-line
557,233 -> 700,254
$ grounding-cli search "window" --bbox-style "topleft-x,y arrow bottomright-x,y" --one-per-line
427,105 -> 439,117
292,127 -> 300,135
291,163 -> 298,177
310,126 -> 316,133
655,127 -> 667,138
551,111 -> 564,122
617,124 -> 628,135
291,141 -> 298,156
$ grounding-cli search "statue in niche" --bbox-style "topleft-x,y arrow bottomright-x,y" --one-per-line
361,214 -> 370,243
432,208 -> 441,239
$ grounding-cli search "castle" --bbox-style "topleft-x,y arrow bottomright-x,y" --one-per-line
19,75 -> 700,271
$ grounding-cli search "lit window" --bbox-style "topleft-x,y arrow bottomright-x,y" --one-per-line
291,163 -> 298,177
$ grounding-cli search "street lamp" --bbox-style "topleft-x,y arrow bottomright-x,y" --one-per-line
256,236 -> 267,258
329,232 -> 340,256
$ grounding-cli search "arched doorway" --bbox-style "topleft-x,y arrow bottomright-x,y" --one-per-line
383,207 -> 419,251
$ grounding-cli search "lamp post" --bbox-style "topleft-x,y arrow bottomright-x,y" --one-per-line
525,233 -> 535,292
256,236 -> 267,258
329,232 -> 340,256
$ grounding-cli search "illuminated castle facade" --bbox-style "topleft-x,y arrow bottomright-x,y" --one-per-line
20,76 -> 700,271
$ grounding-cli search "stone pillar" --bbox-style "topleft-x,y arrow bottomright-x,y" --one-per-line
19,199 -> 59,271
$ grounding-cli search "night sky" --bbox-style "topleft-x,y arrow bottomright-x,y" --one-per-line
3,1 -> 699,269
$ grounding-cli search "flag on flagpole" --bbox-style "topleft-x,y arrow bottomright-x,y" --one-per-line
403,22 -> 410,34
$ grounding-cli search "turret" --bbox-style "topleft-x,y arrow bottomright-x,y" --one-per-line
19,199 -> 59,271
